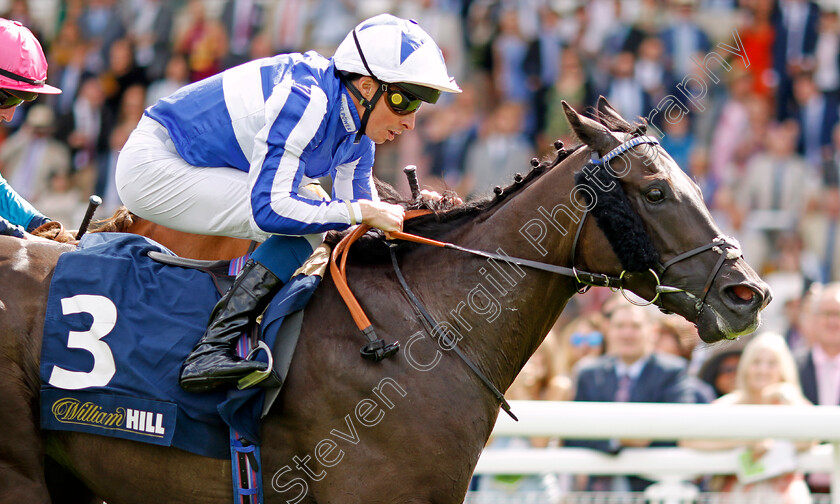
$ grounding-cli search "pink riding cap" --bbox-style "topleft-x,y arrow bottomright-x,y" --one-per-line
0,18 -> 61,94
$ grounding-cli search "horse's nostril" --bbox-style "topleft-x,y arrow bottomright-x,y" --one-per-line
731,285 -> 755,302
722,284 -> 762,309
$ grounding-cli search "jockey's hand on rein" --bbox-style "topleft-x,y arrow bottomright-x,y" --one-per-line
359,200 -> 405,233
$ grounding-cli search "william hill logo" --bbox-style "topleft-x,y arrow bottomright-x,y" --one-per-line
51,398 -> 166,437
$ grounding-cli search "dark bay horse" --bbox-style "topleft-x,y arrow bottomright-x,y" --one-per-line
0,99 -> 770,503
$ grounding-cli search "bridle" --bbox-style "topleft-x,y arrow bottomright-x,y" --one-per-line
330,134 -> 746,420
568,135 -> 744,316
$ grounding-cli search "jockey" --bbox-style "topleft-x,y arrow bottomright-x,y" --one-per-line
115,14 -> 461,392
0,18 -> 62,238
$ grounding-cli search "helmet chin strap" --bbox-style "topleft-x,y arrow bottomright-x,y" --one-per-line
343,77 -> 386,144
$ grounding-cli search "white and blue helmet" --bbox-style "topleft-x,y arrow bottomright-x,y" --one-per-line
333,14 -> 461,104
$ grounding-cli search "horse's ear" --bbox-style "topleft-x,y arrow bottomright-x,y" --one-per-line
562,100 -> 619,154
596,96 -> 634,131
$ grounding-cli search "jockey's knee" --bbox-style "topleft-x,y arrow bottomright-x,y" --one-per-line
250,235 -> 321,284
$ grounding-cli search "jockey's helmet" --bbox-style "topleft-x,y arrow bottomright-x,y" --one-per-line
0,18 -> 61,97
334,14 -> 459,141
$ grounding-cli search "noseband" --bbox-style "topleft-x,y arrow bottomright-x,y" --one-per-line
570,135 -> 743,315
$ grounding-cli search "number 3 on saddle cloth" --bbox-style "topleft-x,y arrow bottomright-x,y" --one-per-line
39,232 -> 323,458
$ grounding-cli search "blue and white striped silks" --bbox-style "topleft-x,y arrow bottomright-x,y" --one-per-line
146,51 -> 377,236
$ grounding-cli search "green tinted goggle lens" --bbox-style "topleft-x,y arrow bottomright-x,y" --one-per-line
0,89 -> 36,109
386,86 -> 421,115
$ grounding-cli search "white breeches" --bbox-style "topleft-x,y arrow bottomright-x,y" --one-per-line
115,115 -> 272,242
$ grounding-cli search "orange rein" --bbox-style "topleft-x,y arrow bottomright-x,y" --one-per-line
329,209 -> 444,332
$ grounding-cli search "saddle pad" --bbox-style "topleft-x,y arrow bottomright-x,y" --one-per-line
40,233 -> 231,458
40,233 -> 323,457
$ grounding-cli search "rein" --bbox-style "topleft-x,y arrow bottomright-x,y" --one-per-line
329,135 -> 744,421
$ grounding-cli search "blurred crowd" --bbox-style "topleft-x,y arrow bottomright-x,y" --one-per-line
0,0 -> 839,499
479,283 -> 840,502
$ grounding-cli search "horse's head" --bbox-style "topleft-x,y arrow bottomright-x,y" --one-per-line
563,98 -> 770,343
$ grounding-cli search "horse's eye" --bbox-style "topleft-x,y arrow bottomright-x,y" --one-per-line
645,188 -> 664,203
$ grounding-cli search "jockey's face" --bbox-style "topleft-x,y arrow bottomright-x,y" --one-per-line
354,76 -> 416,144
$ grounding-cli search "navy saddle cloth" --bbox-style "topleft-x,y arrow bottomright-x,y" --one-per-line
40,233 -> 320,458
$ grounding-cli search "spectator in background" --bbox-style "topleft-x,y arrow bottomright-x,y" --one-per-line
654,315 -> 696,363
792,70 -> 838,169
545,312 -> 608,401
540,47 -> 596,151
0,105 -> 71,202
124,0 -> 174,82
307,0 -> 357,54
2,0 -> 37,30
655,314 -> 716,403
145,53 -> 189,107
172,0 -> 227,81
172,0 -> 210,57
659,113 -> 694,172
522,2 -> 564,142
681,332 -> 813,504
30,168 -> 87,228
813,9 -> 840,100
796,282 -> 840,495
634,36 -> 667,103
565,301 -> 697,492
801,183 -> 840,284
75,0 -> 125,74
734,120 -> 820,272
64,75 -> 105,180
771,0 -> 821,120
761,231 -> 820,334
220,0 -> 263,69
603,51 -> 651,122
96,83 -> 145,215
47,21 -> 91,118
99,38 -> 148,128
796,282 -> 840,407
697,340 -> 745,398
423,82 -> 479,194
265,0 -> 309,55
492,7 -> 532,105
708,70 -> 756,186
602,0 -> 649,57
463,101 -> 534,198
737,0 -> 776,100
658,0 -> 712,80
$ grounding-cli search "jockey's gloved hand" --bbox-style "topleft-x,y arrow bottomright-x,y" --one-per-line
25,213 -> 51,232
0,215 -> 26,238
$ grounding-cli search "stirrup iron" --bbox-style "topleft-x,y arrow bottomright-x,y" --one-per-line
237,341 -> 276,390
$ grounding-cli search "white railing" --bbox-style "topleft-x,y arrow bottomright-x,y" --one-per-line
474,401 -> 840,503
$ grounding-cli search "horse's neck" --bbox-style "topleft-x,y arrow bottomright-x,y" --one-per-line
411,154 -> 586,392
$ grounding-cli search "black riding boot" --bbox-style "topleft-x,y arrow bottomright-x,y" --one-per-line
179,259 -> 282,392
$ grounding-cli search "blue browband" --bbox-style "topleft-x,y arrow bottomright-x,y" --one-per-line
590,135 -> 660,165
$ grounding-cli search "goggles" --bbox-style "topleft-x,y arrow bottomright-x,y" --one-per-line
385,85 -> 422,115
0,88 -> 37,109
570,331 -> 604,347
